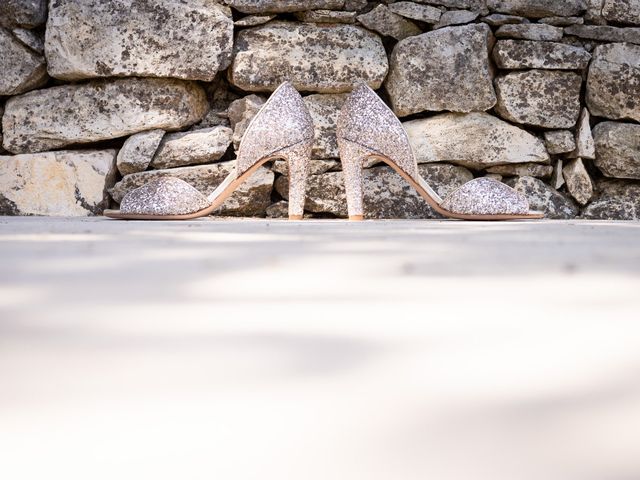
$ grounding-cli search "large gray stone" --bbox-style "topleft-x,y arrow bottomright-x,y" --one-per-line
494,70 -> 582,129
303,94 -> 348,159
507,176 -> 579,219
563,158 -> 593,205
602,0 -> 640,25
356,4 -> 422,41
229,22 -> 388,93
150,127 -> 233,169
225,1 -> 344,13
0,28 -> 47,96
495,23 -> 563,41
0,150 -> 116,216
110,161 -> 274,217
388,2 -> 442,23
493,40 -> 591,70
45,0 -> 233,82
582,179 -> 640,220
593,121 -> 640,180
404,112 -> 549,169
275,163 -> 473,218
11,28 -> 44,54
481,13 -> 529,26
0,0 -> 47,28
385,24 -> 496,117
586,43 -> 640,123
564,25 -> 640,44
2,78 -> 208,154
487,0 -> 587,18
419,0 -> 487,9
116,130 -> 165,176
434,10 -> 480,28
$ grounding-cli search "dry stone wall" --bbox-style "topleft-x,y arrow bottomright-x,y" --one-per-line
1,0 -> 640,219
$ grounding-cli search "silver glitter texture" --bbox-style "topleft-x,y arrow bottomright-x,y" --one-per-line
120,177 -> 211,216
337,83 -> 419,182
441,177 -> 530,215
236,81 -> 314,177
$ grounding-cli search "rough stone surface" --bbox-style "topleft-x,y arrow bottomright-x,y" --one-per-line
481,13 -> 529,26
563,158 -> 593,205
494,70 -> 582,128
385,24 -> 496,116
404,112 -> 549,169
356,5 -> 422,40
564,25 -> 640,44
303,94 -> 348,159
602,0 -> 640,25
2,78 -> 208,154
486,163 -> 554,178
229,22 -> 388,93
265,200 -> 289,218
507,176 -> 579,219
493,40 -> 591,69
227,95 -> 267,150
544,130 -> 576,154
0,150 -> 116,216
225,1 -> 345,14
572,109 -> 596,160
110,161 -> 274,217
593,122 -> 640,180
0,0 -> 47,28
45,0 -> 233,82
495,23 -> 563,41
388,2 -> 442,23
116,130 -> 165,176
234,15 -> 276,27
551,159 -> 565,189
294,10 -> 357,23
11,28 -> 44,54
276,163 -> 473,218
148,127 -> 233,169
539,16 -> 584,26
434,10 -> 480,28
420,0 -> 486,9
487,0 -> 587,18
0,28 -> 48,96
586,43 -> 640,123
582,179 -> 640,219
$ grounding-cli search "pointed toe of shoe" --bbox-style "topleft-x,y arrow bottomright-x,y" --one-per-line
119,177 -> 211,216
441,177 -> 530,216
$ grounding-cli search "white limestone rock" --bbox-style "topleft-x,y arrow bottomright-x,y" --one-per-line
45,0 -> 234,81
385,24 -> 496,116
229,22 -> 388,93
0,150 -> 117,216
403,112 -> 550,169
2,78 -> 208,154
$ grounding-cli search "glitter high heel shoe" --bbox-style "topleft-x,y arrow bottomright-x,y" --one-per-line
104,82 -> 314,220
336,84 -> 544,221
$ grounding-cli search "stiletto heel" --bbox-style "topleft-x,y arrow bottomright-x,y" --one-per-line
336,138 -> 368,221
279,139 -> 312,220
336,83 -> 544,221
104,81 -> 314,220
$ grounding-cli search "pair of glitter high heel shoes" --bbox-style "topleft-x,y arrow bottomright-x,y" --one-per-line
105,82 -> 543,221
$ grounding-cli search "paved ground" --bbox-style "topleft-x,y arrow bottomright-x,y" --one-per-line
1,217 -> 640,480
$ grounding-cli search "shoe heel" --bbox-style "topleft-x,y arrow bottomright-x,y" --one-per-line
338,138 -> 372,221
279,140 -> 312,220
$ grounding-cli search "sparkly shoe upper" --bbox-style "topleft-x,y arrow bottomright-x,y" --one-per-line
119,177 -> 211,216
337,83 -> 420,182
236,81 -> 314,176
440,177 -> 530,215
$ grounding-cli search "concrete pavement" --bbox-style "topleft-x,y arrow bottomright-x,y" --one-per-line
1,217 -> 639,480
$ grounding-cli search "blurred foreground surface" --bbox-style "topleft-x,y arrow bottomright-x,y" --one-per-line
1,217 -> 640,480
